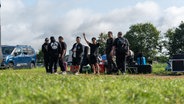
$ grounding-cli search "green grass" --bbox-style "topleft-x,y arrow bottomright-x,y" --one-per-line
0,64 -> 184,104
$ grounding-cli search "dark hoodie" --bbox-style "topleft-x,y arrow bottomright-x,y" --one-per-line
48,36 -> 61,57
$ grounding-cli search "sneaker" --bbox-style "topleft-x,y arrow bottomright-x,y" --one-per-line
62,71 -> 67,75
122,72 -> 126,75
54,72 -> 58,75
75,72 -> 79,75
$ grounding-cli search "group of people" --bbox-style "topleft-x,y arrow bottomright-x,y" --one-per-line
42,36 -> 67,74
42,31 -> 130,75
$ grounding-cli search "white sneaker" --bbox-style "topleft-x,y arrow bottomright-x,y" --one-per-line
54,72 -> 58,75
75,72 -> 79,75
62,71 -> 67,75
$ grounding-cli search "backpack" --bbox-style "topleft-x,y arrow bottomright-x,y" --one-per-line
117,38 -> 129,55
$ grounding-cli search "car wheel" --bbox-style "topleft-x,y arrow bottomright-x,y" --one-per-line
30,62 -> 35,69
8,62 -> 14,69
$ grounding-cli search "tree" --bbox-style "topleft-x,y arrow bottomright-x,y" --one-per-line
165,22 -> 184,56
164,28 -> 175,56
124,23 -> 160,60
37,49 -> 44,63
97,33 -> 108,55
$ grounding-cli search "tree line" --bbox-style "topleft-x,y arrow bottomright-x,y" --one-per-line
37,21 -> 184,63
98,21 -> 184,62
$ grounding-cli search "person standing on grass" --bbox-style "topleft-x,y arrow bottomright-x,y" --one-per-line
71,36 -> 83,75
48,36 -> 61,74
83,33 -> 100,74
111,32 -> 129,74
42,38 -> 50,73
58,36 -> 67,74
105,31 -> 117,74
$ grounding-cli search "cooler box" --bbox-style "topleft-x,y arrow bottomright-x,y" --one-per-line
170,59 -> 184,72
127,65 -> 152,74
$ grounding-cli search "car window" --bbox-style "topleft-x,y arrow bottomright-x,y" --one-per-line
14,48 -> 22,56
27,48 -> 34,55
2,46 -> 15,55
22,47 -> 28,55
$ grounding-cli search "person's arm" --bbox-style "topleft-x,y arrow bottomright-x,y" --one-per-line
83,33 -> 90,45
41,44 -> 44,53
58,42 -> 62,58
110,46 -> 115,56
62,43 -> 67,58
110,39 -> 116,56
71,43 -> 75,52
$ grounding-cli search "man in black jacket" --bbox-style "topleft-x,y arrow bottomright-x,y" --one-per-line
111,32 -> 129,74
48,36 -> 61,74
71,37 -> 83,75
42,38 -> 50,73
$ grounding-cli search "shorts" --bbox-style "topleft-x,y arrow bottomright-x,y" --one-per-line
90,55 -> 98,64
72,57 -> 81,66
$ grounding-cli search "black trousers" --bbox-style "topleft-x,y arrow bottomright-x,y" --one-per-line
49,56 -> 58,73
59,58 -> 66,72
116,54 -> 126,73
106,53 -> 117,74
44,56 -> 49,73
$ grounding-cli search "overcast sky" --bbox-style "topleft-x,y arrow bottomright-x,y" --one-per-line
1,0 -> 184,52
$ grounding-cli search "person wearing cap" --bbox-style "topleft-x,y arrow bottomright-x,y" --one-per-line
48,36 -> 61,74
83,33 -> 100,74
71,36 -> 83,75
58,36 -> 67,74
42,38 -> 50,73
111,32 -> 129,74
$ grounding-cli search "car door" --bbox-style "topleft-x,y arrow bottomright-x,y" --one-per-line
22,47 -> 31,66
13,47 -> 24,67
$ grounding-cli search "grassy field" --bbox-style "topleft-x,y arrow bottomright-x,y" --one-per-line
0,64 -> 184,104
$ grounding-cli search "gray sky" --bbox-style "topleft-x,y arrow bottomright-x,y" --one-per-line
1,0 -> 184,52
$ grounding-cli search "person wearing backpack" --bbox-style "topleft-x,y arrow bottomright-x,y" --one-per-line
48,36 -> 61,74
111,32 -> 129,74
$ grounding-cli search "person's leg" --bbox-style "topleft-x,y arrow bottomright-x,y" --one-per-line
91,64 -> 96,74
107,54 -> 112,74
121,55 -> 126,73
95,63 -> 100,74
71,57 -> 75,73
44,57 -> 49,73
75,57 -> 82,74
58,59 -> 62,72
49,57 -> 54,73
116,55 -> 126,74
59,58 -> 65,72
53,56 -> 58,73
79,61 -> 84,73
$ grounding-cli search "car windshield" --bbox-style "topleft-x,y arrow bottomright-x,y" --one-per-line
2,46 -> 15,55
